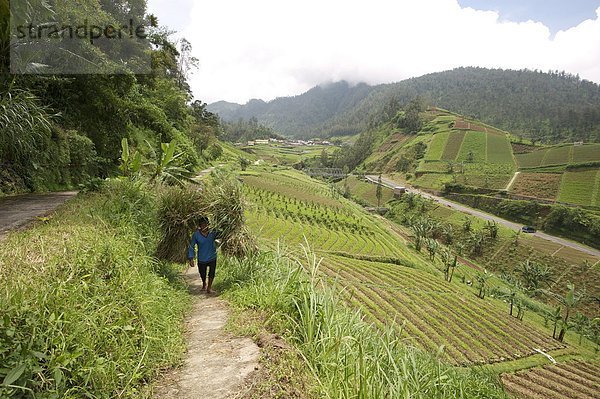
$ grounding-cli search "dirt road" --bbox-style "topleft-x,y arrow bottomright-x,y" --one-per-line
365,175 -> 600,258
152,267 -> 260,399
0,191 -> 78,236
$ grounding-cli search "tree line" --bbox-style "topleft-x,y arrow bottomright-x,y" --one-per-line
0,0 -> 220,194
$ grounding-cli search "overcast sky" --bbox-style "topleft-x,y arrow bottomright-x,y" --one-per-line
146,0 -> 600,104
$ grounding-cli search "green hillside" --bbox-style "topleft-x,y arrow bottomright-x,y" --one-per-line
209,68 -> 600,143
363,109 -> 517,191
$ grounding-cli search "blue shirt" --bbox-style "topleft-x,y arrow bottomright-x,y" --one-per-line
187,230 -> 219,263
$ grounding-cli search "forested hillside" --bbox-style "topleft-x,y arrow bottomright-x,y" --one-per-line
209,68 -> 600,143
0,0 -> 220,194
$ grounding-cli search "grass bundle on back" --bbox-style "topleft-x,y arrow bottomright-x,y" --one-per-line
156,170 -> 256,263
156,185 -> 208,263
204,170 -> 257,258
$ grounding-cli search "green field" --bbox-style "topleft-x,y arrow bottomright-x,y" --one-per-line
336,175 -> 394,206
425,132 -> 449,160
238,165 -> 599,399
542,145 -> 572,165
557,168 -> 600,206
573,144 -> 600,162
242,144 -> 328,165
516,143 -> 600,169
457,131 -> 487,163
405,113 -> 517,191
242,169 -> 427,267
487,133 -> 514,164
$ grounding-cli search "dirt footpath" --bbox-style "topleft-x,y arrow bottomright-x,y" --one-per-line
153,267 -> 260,399
0,191 -> 78,236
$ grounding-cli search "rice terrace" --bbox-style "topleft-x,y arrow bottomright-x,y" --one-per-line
1,1 -> 600,397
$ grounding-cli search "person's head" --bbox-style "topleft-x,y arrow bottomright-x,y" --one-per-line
198,216 -> 209,230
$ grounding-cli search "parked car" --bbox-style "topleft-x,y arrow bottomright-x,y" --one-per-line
521,226 -> 536,233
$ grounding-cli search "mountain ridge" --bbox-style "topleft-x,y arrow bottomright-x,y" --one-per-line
208,67 -> 600,143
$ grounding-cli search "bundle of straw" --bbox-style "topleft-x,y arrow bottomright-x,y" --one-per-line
155,171 -> 256,263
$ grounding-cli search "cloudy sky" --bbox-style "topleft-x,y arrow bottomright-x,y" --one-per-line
146,0 -> 600,104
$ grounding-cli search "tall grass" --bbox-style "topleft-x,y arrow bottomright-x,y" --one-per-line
217,244 -> 509,399
0,179 -> 189,398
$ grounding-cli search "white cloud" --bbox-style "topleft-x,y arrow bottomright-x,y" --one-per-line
147,0 -> 600,103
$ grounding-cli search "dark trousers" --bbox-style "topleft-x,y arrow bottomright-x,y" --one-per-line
197,258 -> 217,282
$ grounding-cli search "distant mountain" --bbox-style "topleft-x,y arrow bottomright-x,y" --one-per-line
208,81 -> 374,138
208,68 -> 600,142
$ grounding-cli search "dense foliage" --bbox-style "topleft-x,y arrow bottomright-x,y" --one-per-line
0,0 -> 220,194
209,68 -> 600,142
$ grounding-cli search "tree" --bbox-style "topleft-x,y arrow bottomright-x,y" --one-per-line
176,38 -> 199,91
462,217 -> 472,232
426,239 -> 439,261
517,260 -> 553,295
466,150 -> 474,163
476,271 -> 491,299
320,148 -> 329,167
544,284 -> 584,342
376,174 -> 383,208
239,157 -> 250,171
484,220 -> 499,240
468,230 -> 485,256
572,313 -> 589,345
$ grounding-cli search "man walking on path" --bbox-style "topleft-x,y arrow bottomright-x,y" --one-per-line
187,216 -> 220,294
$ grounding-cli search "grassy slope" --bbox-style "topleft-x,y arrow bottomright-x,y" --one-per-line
0,180 -> 189,398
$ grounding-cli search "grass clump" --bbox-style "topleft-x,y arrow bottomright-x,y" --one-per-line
0,179 -> 189,398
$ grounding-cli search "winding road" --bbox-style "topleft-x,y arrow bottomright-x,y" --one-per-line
365,175 -> 600,258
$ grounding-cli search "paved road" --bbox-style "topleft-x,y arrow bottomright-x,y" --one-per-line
365,175 -> 600,258
0,191 -> 78,235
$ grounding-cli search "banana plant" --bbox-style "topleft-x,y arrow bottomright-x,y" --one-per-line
118,138 -> 142,177
149,140 -> 195,186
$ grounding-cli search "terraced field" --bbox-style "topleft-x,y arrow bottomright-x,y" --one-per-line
336,176 -> 394,206
557,168 -> 600,206
502,361 -> 600,399
413,113 -> 516,191
320,256 -> 566,366
425,132 -> 449,160
457,131 -> 487,163
516,143 -> 600,169
510,173 -> 562,200
441,131 -> 466,160
242,170 -> 426,266
241,167 -> 598,396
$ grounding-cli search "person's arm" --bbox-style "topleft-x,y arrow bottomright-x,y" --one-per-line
213,230 -> 223,247
187,232 -> 197,268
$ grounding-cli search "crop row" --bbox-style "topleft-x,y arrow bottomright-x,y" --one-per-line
573,144 -> 600,163
242,173 -> 340,208
515,144 -> 600,168
502,361 -> 600,399
542,145 -> 572,166
319,256 -> 565,366
510,172 -> 562,200
246,211 -> 405,258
